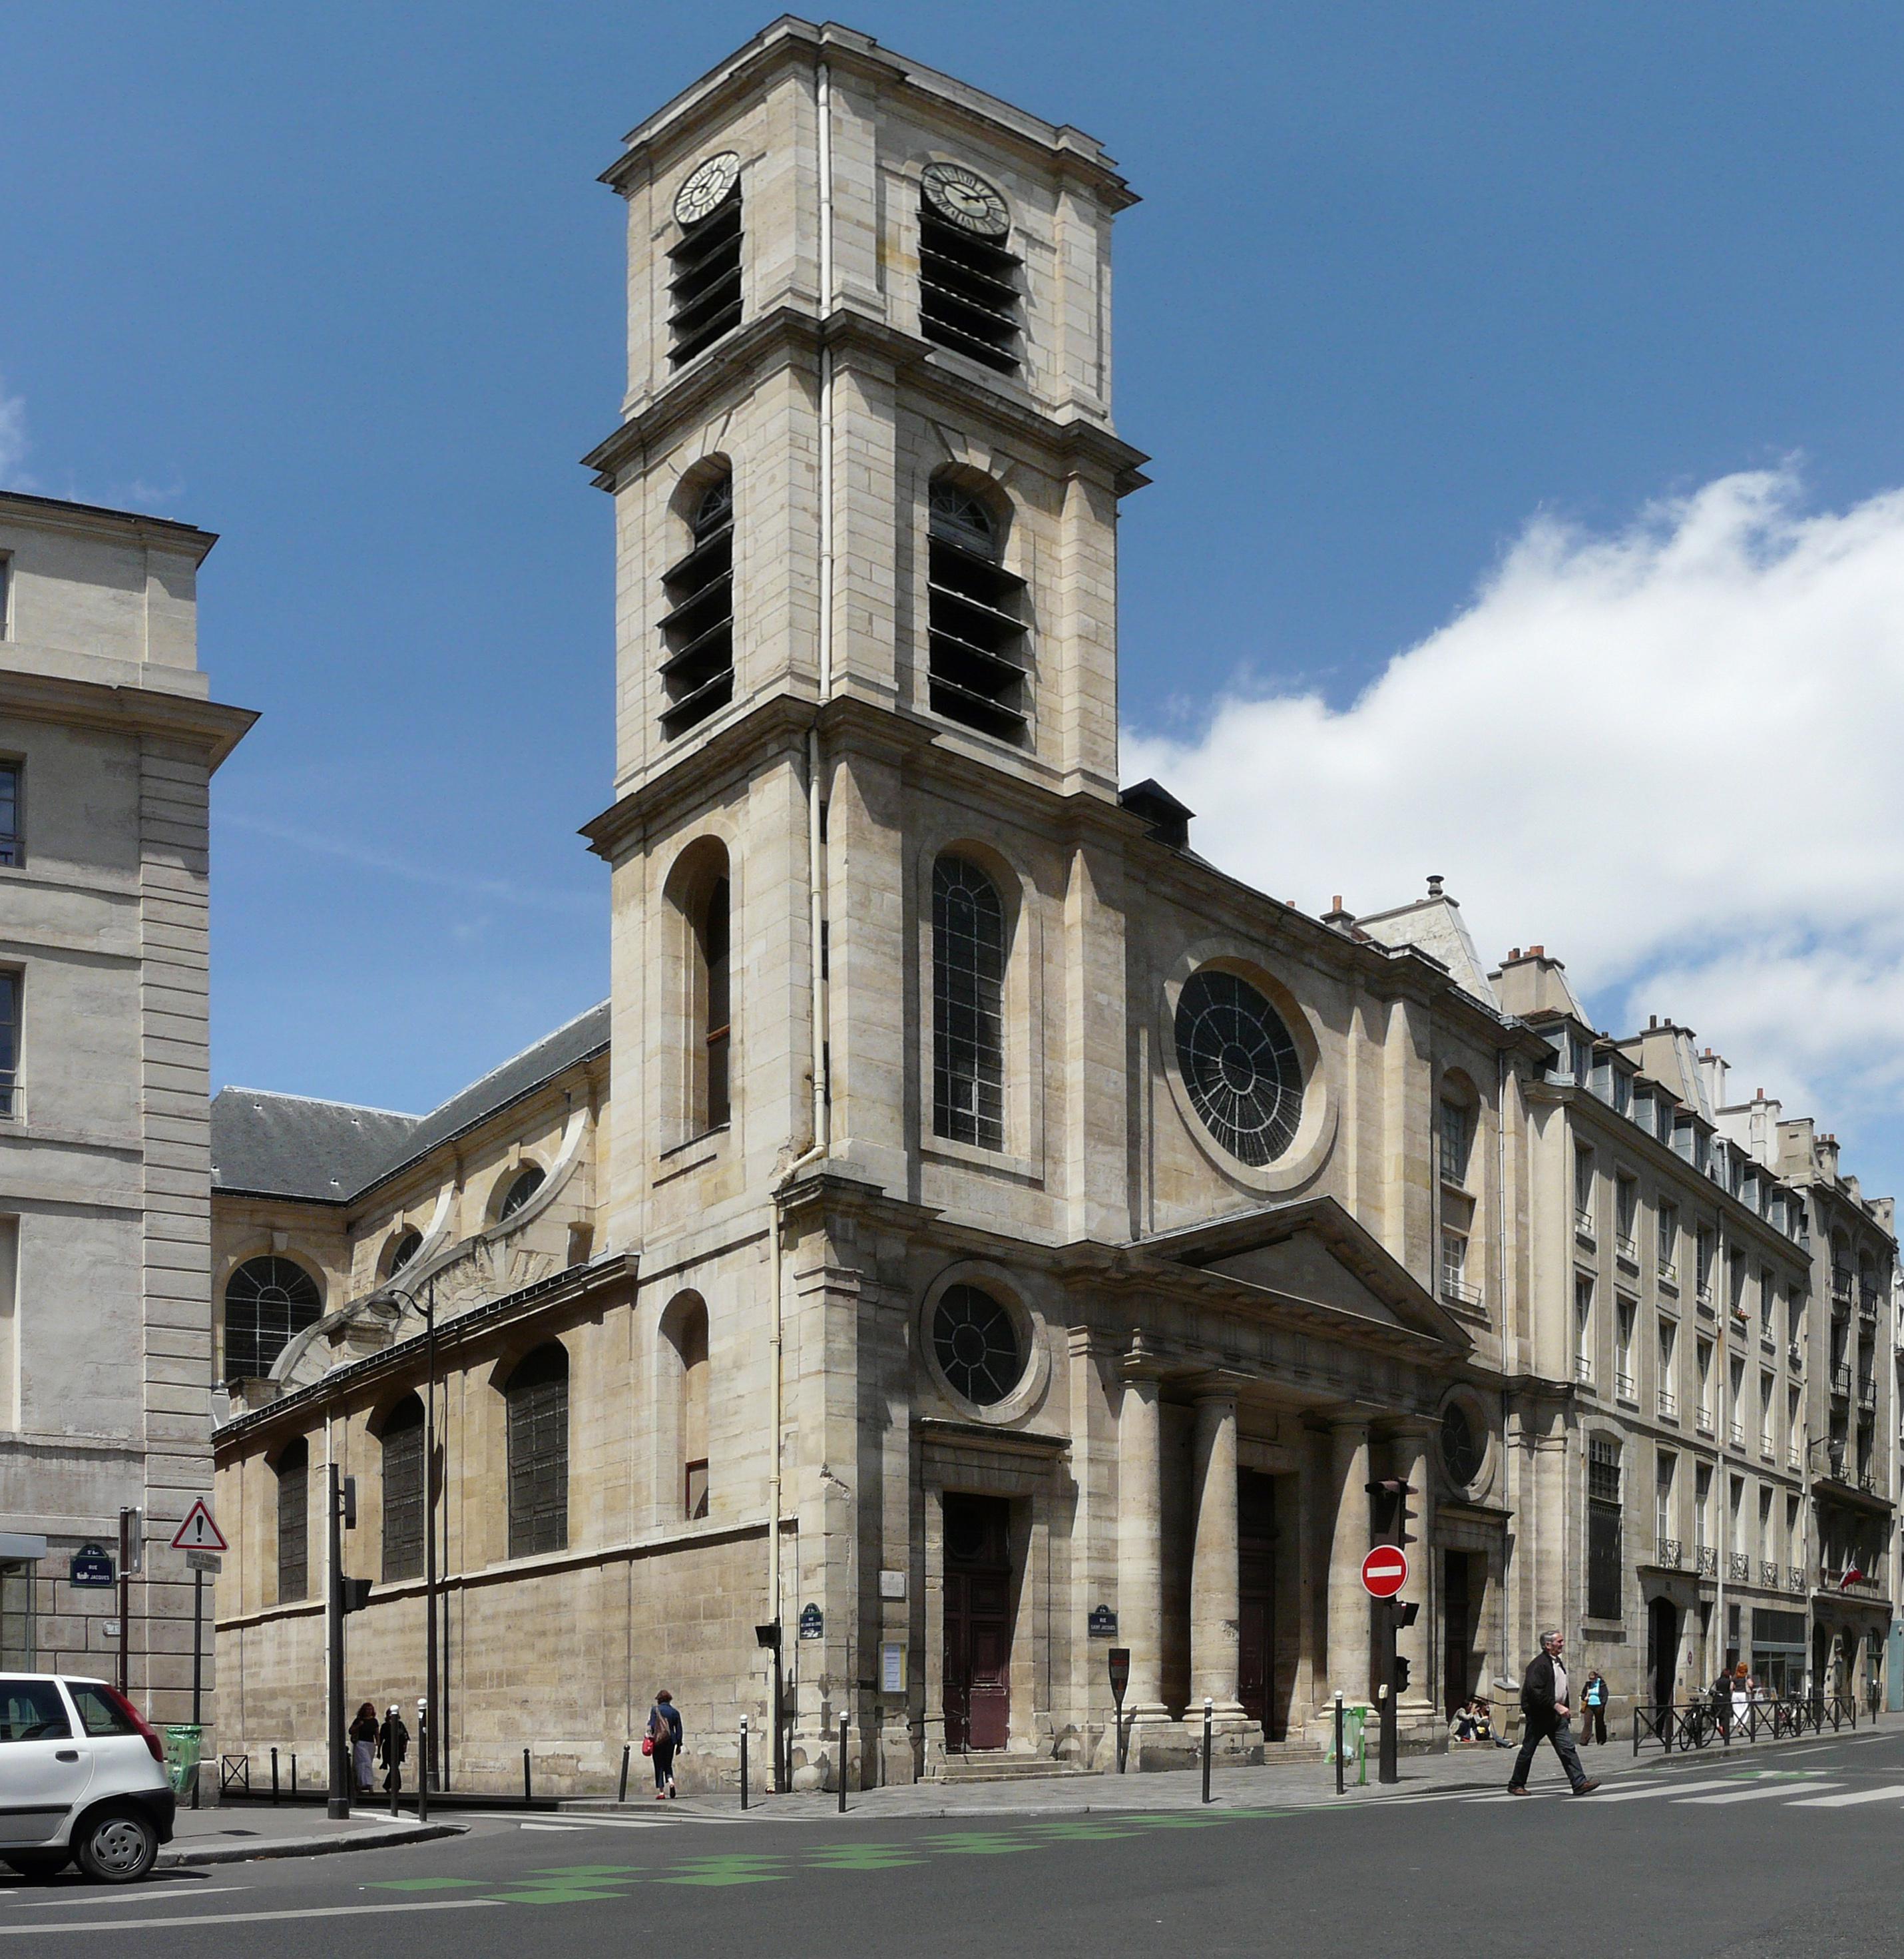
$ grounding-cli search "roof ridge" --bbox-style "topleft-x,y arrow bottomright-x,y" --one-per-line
411,999 -> 610,1123
216,1085 -> 423,1120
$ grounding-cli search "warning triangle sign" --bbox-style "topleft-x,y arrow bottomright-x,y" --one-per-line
170,1500 -> 228,1553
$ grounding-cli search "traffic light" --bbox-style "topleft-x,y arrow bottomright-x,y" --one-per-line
1394,1656 -> 1411,1694
341,1476 -> 358,1530
1365,1478 -> 1417,1547
339,1577 -> 373,1615
1394,1600 -> 1421,1631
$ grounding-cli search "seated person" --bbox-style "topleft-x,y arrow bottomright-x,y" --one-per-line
1451,1699 -> 1481,1742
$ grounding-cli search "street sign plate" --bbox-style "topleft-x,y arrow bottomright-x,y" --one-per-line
1361,1545 -> 1409,1599
798,1603 -> 824,1640
170,1500 -> 228,1554
69,1544 -> 115,1589
185,1549 -> 222,1575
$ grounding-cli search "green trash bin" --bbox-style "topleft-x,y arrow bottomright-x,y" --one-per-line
1327,1705 -> 1370,1783
163,1724 -> 203,1800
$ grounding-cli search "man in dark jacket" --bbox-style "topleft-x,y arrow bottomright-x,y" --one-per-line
1509,1630 -> 1599,1796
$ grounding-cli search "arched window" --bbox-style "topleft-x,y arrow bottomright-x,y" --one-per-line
497,1165 -> 545,1222
927,475 -> 1027,742
678,1301 -> 709,1521
668,152 -> 742,367
224,1257 -> 322,1382
275,1439 -> 309,1604
659,471 -> 734,736
1437,1081 -> 1475,1188
692,869 -> 732,1135
504,1344 -> 569,1558
379,1395 -> 425,1582
932,854 -> 1006,1151
383,1227 -> 423,1278
918,160 -> 1021,376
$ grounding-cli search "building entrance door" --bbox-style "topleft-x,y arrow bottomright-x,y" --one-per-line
1646,1596 -> 1678,1709
1238,1472 -> 1279,1739
943,1494 -> 1012,1752
1443,1551 -> 1479,1717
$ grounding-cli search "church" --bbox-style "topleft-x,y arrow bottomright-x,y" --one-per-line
210,18 -> 1838,1792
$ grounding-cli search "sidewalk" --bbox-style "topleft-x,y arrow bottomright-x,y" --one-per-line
162,1802 -> 465,1866
582,1719 -> 1881,1824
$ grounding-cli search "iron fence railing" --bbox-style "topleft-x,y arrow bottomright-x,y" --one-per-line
1634,1695 -> 1857,1756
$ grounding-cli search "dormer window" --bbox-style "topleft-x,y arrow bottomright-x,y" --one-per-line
659,473 -> 734,737
919,162 -> 1022,378
668,152 -> 743,369
927,477 -> 1027,742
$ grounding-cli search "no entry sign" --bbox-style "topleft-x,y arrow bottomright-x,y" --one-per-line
1361,1545 -> 1409,1599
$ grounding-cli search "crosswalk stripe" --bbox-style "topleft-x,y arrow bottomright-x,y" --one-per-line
1588,1778 -> 1745,1802
1786,1783 -> 1904,1808
519,1822 -> 589,1832
1678,1782 -> 1842,1805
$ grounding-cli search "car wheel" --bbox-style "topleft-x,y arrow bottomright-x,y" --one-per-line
2,1850 -> 71,1880
73,1809 -> 158,1884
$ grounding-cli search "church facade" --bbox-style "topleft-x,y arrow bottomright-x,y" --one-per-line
208,19 -> 1892,1792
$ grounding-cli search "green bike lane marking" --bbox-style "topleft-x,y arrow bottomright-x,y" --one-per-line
365,1808 -> 1310,1904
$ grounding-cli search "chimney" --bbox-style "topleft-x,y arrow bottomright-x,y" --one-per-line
1427,874 -> 1444,898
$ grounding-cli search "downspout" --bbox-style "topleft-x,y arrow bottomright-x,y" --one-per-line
1497,1047 -> 1513,1673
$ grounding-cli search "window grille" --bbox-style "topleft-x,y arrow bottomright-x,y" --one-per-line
380,1398 -> 425,1582
659,475 -> 735,736
1437,1098 -> 1472,1185
505,1345 -> 569,1559
919,195 -> 1022,376
927,480 -> 1028,741
498,1164 -> 545,1221
668,182 -> 742,368
932,1284 -> 1025,1406
0,762 -> 17,867
931,855 -> 1006,1151
276,1441 -> 309,1603
1174,968 -> 1304,1167
224,1256 -> 322,1382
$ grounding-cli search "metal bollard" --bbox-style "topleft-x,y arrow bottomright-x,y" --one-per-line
290,1753 -> 298,1795
523,1748 -> 533,1804
618,1741 -> 630,1803
1333,1692 -> 1345,1797
1202,1697 -> 1214,1804
837,1709 -> 849,1814
417,1706 -> 429,1824
271,1746 -> 280,1806
740,1716 -> 750,1811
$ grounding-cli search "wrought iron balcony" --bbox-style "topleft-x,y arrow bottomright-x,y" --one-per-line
1440,1273 -> 1482,1308
1659,1260 -> 1680,1290
1787,1445 -> 1802,1471
1788,1565 -> 1805,1593
1833,1272 -> 1853,1307
1655,1536 -> 1684,1568
1762,1560 -> 1780,1587
1696,1408 -> 1715,1436
1616,1370 -> 1638,1403
1729,1551 -> 1752,1581
1859,1471 -> 1881,1496
1729,1420 -> 1746,1448
1857,1376 -> 1877,1408
1616,1234 -> 1640,1266
1696,1544 -> 1719,1576
1576,1208 -> 1596,1243
1658,1389 -> 1679,1421
1574,1354 -> 1594,1386
1859,1285 -> 1880,1322
1831,1363 -> 1851,1399
1787,1342 -> 1803,1372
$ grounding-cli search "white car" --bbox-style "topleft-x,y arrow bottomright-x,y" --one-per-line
0,1674 -> 176,1882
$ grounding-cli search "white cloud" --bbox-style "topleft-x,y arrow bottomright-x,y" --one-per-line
1124,469 -> 1904,1185
0,380 -> 29,490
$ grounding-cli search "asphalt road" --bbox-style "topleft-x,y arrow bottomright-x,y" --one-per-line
11,1728 -> 1904,1958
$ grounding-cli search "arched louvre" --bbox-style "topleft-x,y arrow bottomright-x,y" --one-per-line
668,184 -> 743,367
381,1397 -> 425,1582
505,1345 -> 569,1559
932,854 -> 1006,1151
927,481 -> 1028,742
276,1441 -> 309,1603
919,194 -> 1021,376
659,475 -> 734,736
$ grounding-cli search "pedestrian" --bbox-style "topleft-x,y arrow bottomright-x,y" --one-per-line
349,1701 -> 379,1797
1580,1669 -> 1609,1747
1507,1629 -> 1599,1797
377,1702 -> 410,1795
1730,1662 -> 1751,1733
646,1689 -> 683,1799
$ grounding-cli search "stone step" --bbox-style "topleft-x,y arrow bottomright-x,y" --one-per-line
929,1755 -> 1099,1784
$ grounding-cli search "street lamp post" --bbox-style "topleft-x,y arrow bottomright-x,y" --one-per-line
375,1280 -> 439,1791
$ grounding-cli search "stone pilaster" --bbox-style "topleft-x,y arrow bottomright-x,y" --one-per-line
1326,1417 -> 1372,1700
1189,1390 -> 1246,1721
1387,1422 -> 1437,1722
1116,1358 -> 1166,1731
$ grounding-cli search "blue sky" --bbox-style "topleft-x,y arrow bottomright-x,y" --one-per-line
6,5 -> 1904,1187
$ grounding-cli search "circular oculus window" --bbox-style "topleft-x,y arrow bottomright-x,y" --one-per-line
931,1284 -> 1026,1407
1173,969 -> 1304,1167
1441,1402 -> 1485,1490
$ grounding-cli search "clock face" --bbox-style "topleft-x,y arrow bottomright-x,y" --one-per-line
921,161 -> 1010,238
674,150 -> 741,228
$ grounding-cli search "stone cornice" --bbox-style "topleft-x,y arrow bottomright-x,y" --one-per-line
0,489 -> 216,557
0,668 -> 256,772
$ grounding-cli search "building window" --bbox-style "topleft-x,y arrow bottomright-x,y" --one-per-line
926,477 -> 1029,742
931,854 -> 1007,1151
0,971 -> 16,1120
667,154 -> 742,368
276,1440 -> 310,1603
224,1256 -> 322,1383
1574,1274 -> 1594,1385
671,1296 -> 709,1523
1696,1226 -> 1716,1302
1656,1452 -> 1676,1552
931,1284 -> 1026,1407
1440,1402 -> 1484,1490
691,869 -> 732,1134
1728,1356 -> 1746,1447
918,162 -> 1021,376
1615,1297 -> 1637,1401
1696,1338 -> 1714,1431
1759,1370 -> 1774,1456
1657,1202 -> 1678,1283
659,472 -> 735,738
380,1396 -> 425,1582
1694,1461 -> 1713,1555
1174,968 -> 1304,1168
0,762 -> 18,868
383,1227 -> 423,1277
1760,1266 -> 1776,1340
497,1165 -> 545,1222
1587,1436 -> 1622,1619
1437,1093 -> 1473,1187
1658,1322 -> 1678,1421
1574,1143 -> 1596,1238
1615,1174 -> 1639,1257
1440,1229 -> 1477,1306
505,1343 -> 569,1558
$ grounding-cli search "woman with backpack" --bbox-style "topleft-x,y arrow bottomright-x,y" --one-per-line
1579,1669 -> 1609,1746
646,1689 -> 683,1799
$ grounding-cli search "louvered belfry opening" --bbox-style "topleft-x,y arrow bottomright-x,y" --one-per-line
927,479 -> 1028,741
658,474 -> 734,736
919,200 -> 1021,376
668,182 -> 743,368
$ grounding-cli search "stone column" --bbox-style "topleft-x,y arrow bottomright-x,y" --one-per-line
1388,1422 -> 1436,1715
1117,1363 -> 1166,1724
1190,1390 -> 1246,1720
1326,1417 -> 1372,1700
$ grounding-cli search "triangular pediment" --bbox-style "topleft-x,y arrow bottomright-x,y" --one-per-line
1135,1195 -> 1470,1352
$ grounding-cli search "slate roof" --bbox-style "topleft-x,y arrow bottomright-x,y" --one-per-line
211,999 -> 610,1205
